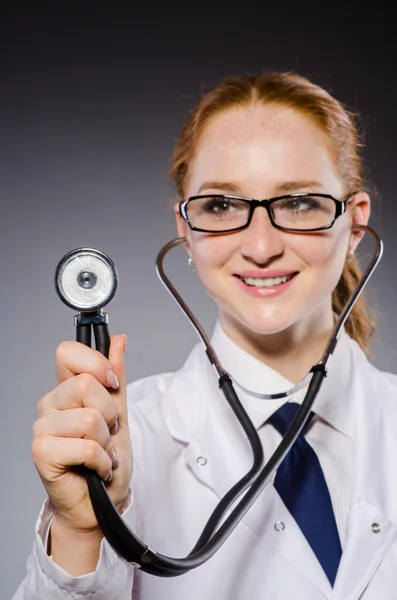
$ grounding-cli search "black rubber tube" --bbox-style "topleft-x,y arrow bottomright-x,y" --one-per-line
76,324 -> 91,347
94,323 -> 110,357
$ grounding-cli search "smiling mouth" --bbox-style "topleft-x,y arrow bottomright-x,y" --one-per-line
238,273 -> 298,288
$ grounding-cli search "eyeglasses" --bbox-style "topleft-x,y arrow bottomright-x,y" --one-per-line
179,193 -> 353,233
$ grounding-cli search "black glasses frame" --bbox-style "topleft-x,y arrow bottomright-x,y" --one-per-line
179,193 -> 353,233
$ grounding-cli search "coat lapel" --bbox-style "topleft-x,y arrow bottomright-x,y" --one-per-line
333,347 -> 397,599
162,345 -> 252,496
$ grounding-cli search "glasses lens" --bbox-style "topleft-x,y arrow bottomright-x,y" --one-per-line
186,196 -> 249,231
271,195 -> 336,230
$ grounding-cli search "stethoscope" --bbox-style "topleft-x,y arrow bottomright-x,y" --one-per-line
54,224 -> 382,577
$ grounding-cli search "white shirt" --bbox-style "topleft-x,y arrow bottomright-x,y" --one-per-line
13,325 -> 397,599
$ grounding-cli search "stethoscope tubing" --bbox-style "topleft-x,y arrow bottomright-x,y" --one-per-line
74,224 -> 382,576
79,350 -> 267,573
77,321 -> 110,356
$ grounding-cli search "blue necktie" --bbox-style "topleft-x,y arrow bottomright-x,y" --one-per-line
267,402 -> 342,586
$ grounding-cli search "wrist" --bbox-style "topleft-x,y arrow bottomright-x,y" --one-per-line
49,515 -> 104,576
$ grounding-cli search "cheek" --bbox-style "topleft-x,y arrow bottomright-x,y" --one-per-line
292,228 -> 350,280
189,234 -> 238,270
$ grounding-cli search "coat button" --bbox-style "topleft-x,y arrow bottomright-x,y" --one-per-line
371,523 -> 381,533
197,456 -> 207,466
274,521 -> 285,532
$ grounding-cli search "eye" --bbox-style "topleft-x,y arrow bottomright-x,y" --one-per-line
200,196 -> 242,215
277,195 -> 323,212
185,195 -> 249,231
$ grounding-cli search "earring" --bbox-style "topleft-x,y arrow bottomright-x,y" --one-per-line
347,248 -> 355,262
188,257 -> 196,272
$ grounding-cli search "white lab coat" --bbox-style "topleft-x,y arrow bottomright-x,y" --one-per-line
13,327 -> 397,600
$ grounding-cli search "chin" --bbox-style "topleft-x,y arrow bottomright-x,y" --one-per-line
221,298 -> 333,342
224,310 -> 301,339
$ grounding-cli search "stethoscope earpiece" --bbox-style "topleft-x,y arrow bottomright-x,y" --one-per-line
55,247 -> 118,312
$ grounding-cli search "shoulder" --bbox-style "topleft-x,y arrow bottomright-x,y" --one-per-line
126,341 -> 203,402
379,369 -> 397,388
375,369 -> 397,396
126,370 -> 176,428
125,341 -> 205,427
348,335 -> 397,404
126,370 -> 175,403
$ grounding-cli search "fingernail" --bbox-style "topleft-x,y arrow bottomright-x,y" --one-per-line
109,419 -> 119,435
110,450 -> 119,469
104,469 -> 113,483
122,335 -> 128,351
106,369 -> 119,390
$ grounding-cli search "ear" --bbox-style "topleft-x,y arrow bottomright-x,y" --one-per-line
174,202 -> 191,253
349,191 -> 371,252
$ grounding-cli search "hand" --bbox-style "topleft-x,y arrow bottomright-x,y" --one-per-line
31,334 -> 132,536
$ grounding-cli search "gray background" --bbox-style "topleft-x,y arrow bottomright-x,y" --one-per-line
1,2 -> 396,597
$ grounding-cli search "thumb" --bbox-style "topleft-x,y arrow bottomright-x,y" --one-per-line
108,334 -> 128,426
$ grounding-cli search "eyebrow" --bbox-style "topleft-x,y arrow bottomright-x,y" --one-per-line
196,179 -> 325,196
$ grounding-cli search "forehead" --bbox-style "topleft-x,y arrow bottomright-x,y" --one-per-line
198,103 -> 330,152
187,103 -> 340,195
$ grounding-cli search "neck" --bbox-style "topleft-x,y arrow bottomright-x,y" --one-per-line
219,312 -> 335,384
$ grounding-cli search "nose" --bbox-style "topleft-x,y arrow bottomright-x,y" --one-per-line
239,206 -> 285,265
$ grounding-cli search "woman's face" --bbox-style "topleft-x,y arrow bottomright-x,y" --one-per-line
175,103 -> 369,346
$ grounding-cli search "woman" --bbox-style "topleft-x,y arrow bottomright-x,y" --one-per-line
14,72 -> 397,599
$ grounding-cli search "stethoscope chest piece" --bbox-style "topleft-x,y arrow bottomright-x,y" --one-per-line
55,247 -> 118,312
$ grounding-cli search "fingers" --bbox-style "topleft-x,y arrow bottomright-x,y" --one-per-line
108,335 -> 128,428
108,335 -> 127,391
32,435 -> 113,482
34,407 -> 114,457
56,341 -> 119,389
45,334 -> 127,424
32,332 -> 131,532
38,374 -> 119,431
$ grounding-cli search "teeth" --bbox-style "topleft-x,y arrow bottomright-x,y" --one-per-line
242,274 -> 294,287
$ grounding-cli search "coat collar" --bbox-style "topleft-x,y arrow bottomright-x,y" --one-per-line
161,324 -> 376,485
209,321 -> 356,439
